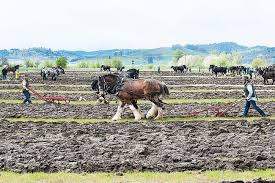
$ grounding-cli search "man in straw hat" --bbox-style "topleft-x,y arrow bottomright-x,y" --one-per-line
240,76 -> 268,117
22,74 -> 32,104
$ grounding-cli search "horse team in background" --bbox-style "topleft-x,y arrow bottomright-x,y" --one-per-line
209,65 -> 256,78
99,65 -> 139,79
41,66 -> 65,81
208,64 -> 275,85
171,65 -> 188,73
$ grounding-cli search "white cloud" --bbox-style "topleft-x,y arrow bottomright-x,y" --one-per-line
0,0 -> 274,50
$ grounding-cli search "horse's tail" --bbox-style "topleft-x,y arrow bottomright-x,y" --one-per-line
160,82 -> 169,96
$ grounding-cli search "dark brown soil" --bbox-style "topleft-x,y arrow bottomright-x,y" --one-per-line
0,119 -> 274,173
0,101 -> 272,119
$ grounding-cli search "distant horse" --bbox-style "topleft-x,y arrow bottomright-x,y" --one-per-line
209,65 -> 215,73
117,66 -> 125,72
126,69 -> 139,79
100,65 -> 111,71
6,65 -> 19,74
91,74 -> 169,121
41,67 -> 65,81
212,66 -> 227,77
171,65 -> 187,73
258,69 -> 275,85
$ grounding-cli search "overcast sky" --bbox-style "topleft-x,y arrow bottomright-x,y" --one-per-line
0,0 -> 274,50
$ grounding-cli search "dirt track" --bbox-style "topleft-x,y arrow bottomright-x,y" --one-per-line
0,118 -> 274,173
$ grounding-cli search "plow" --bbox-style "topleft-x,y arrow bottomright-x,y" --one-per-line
187,99 -> 243,117
29,87 -> 70,104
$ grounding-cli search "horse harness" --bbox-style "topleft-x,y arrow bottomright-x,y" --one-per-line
100,76 -> 124,96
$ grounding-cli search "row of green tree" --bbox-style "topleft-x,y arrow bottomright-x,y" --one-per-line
173,49 -> 271,68
77,58 -> 123,69
23,57 -> 68,68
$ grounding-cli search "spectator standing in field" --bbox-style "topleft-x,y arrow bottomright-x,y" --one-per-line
15,69 -> 20,80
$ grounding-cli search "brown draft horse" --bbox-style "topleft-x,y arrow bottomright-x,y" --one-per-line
7,65 -> 20,74
91,74 -> 169,121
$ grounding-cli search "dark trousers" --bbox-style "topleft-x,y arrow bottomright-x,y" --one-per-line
23,90 -> 32,104
243,100 -> 265,117
2,74 -> 7,80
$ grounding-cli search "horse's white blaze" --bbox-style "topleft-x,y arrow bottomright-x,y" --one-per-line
129,104 -> 142,121
155,107 -> 163,119
112,104 -> 124,121
146,103 -> 158,119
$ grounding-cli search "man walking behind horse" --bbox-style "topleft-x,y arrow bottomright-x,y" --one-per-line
240,76 -> 267,117
22,75 -> 32,104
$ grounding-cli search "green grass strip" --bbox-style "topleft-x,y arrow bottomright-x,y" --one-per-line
0,170 -> 275,183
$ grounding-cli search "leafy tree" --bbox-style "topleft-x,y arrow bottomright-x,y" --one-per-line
147,64 -> 154,70
91,62 -> 101,68
103,60 -> 112,67
0,57 -> 9,66
43,60 -> 54,68
24,59 -> 34,68
251,58 -> 268,68
34,60 -> 41,68
77,61 -> 89,68
231,52 -> 242,66
173,49 -> 185,64
111,58 -> 123,69
56,57 -> 68,68
192,56 -> 205,69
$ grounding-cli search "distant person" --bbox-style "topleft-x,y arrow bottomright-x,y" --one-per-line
15,69 -> 20,80
157,66 -> 160,73
22,75 -> 32,104
239,76 -> 267,117
2,68 -> 7,80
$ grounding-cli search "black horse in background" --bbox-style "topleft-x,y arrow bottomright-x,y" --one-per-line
171,65 -> 187,73
126,69 -> 139,79
212,66 -> 227,77
257,68 -> 275,85
209,65 -> 215,72
100,65 -> 111,71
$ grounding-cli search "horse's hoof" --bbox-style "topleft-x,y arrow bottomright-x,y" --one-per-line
134,117 -> 142,121
112,117 -> 121,121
